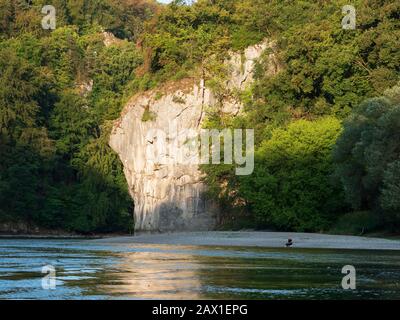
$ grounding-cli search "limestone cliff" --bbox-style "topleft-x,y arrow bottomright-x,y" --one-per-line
110,41 -> 276,232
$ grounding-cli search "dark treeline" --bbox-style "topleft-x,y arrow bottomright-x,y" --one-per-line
0,0 -> 399,234
0,0 -> 159,233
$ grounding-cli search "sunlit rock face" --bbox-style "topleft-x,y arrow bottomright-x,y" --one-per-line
110,41 -> 275,232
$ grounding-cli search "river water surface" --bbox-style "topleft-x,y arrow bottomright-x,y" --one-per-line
0,239 -> 399,299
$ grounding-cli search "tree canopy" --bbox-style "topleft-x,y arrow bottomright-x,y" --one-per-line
334,84 -> 400,230
0,0 -> 399,233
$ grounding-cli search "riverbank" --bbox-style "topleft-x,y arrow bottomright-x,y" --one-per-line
0,234 -> 105,239
90,231 -> 400,250
0,232 -> 131,240
0,220 -> 133,239
1,230 -> 399,251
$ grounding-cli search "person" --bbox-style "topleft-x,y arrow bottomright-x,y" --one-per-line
286,239 -> 293,247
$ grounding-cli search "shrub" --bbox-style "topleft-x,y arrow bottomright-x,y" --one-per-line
333,84 -> 400,230
330,211 -> 383,235
240,117 -> 345,232
141,107 -> 157,122
172,95 -> 186,104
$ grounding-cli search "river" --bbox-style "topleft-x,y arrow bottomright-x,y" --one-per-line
0,239 -> 399,299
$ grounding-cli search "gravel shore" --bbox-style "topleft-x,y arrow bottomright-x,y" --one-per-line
91,231 -> 400,250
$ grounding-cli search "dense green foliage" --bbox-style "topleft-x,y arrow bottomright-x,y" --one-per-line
0,0 -> 157,40
1,0 -> 399,234
188,0 -> 400,232
0,0 -> 154,233
240,118 -> 344,231
333,84 -> 400,230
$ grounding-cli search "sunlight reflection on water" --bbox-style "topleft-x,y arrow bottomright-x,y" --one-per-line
0,239 -> 399,299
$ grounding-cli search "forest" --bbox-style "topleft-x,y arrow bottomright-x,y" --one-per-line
0,0 -> 399,234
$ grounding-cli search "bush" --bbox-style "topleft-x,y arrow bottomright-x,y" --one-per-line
333,84 -> 400,230
141,107 -> 157,122
240,117 -> 345,232
330,211 -> 383,235
172,95 -> 186,104
380,160 -> 400,227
